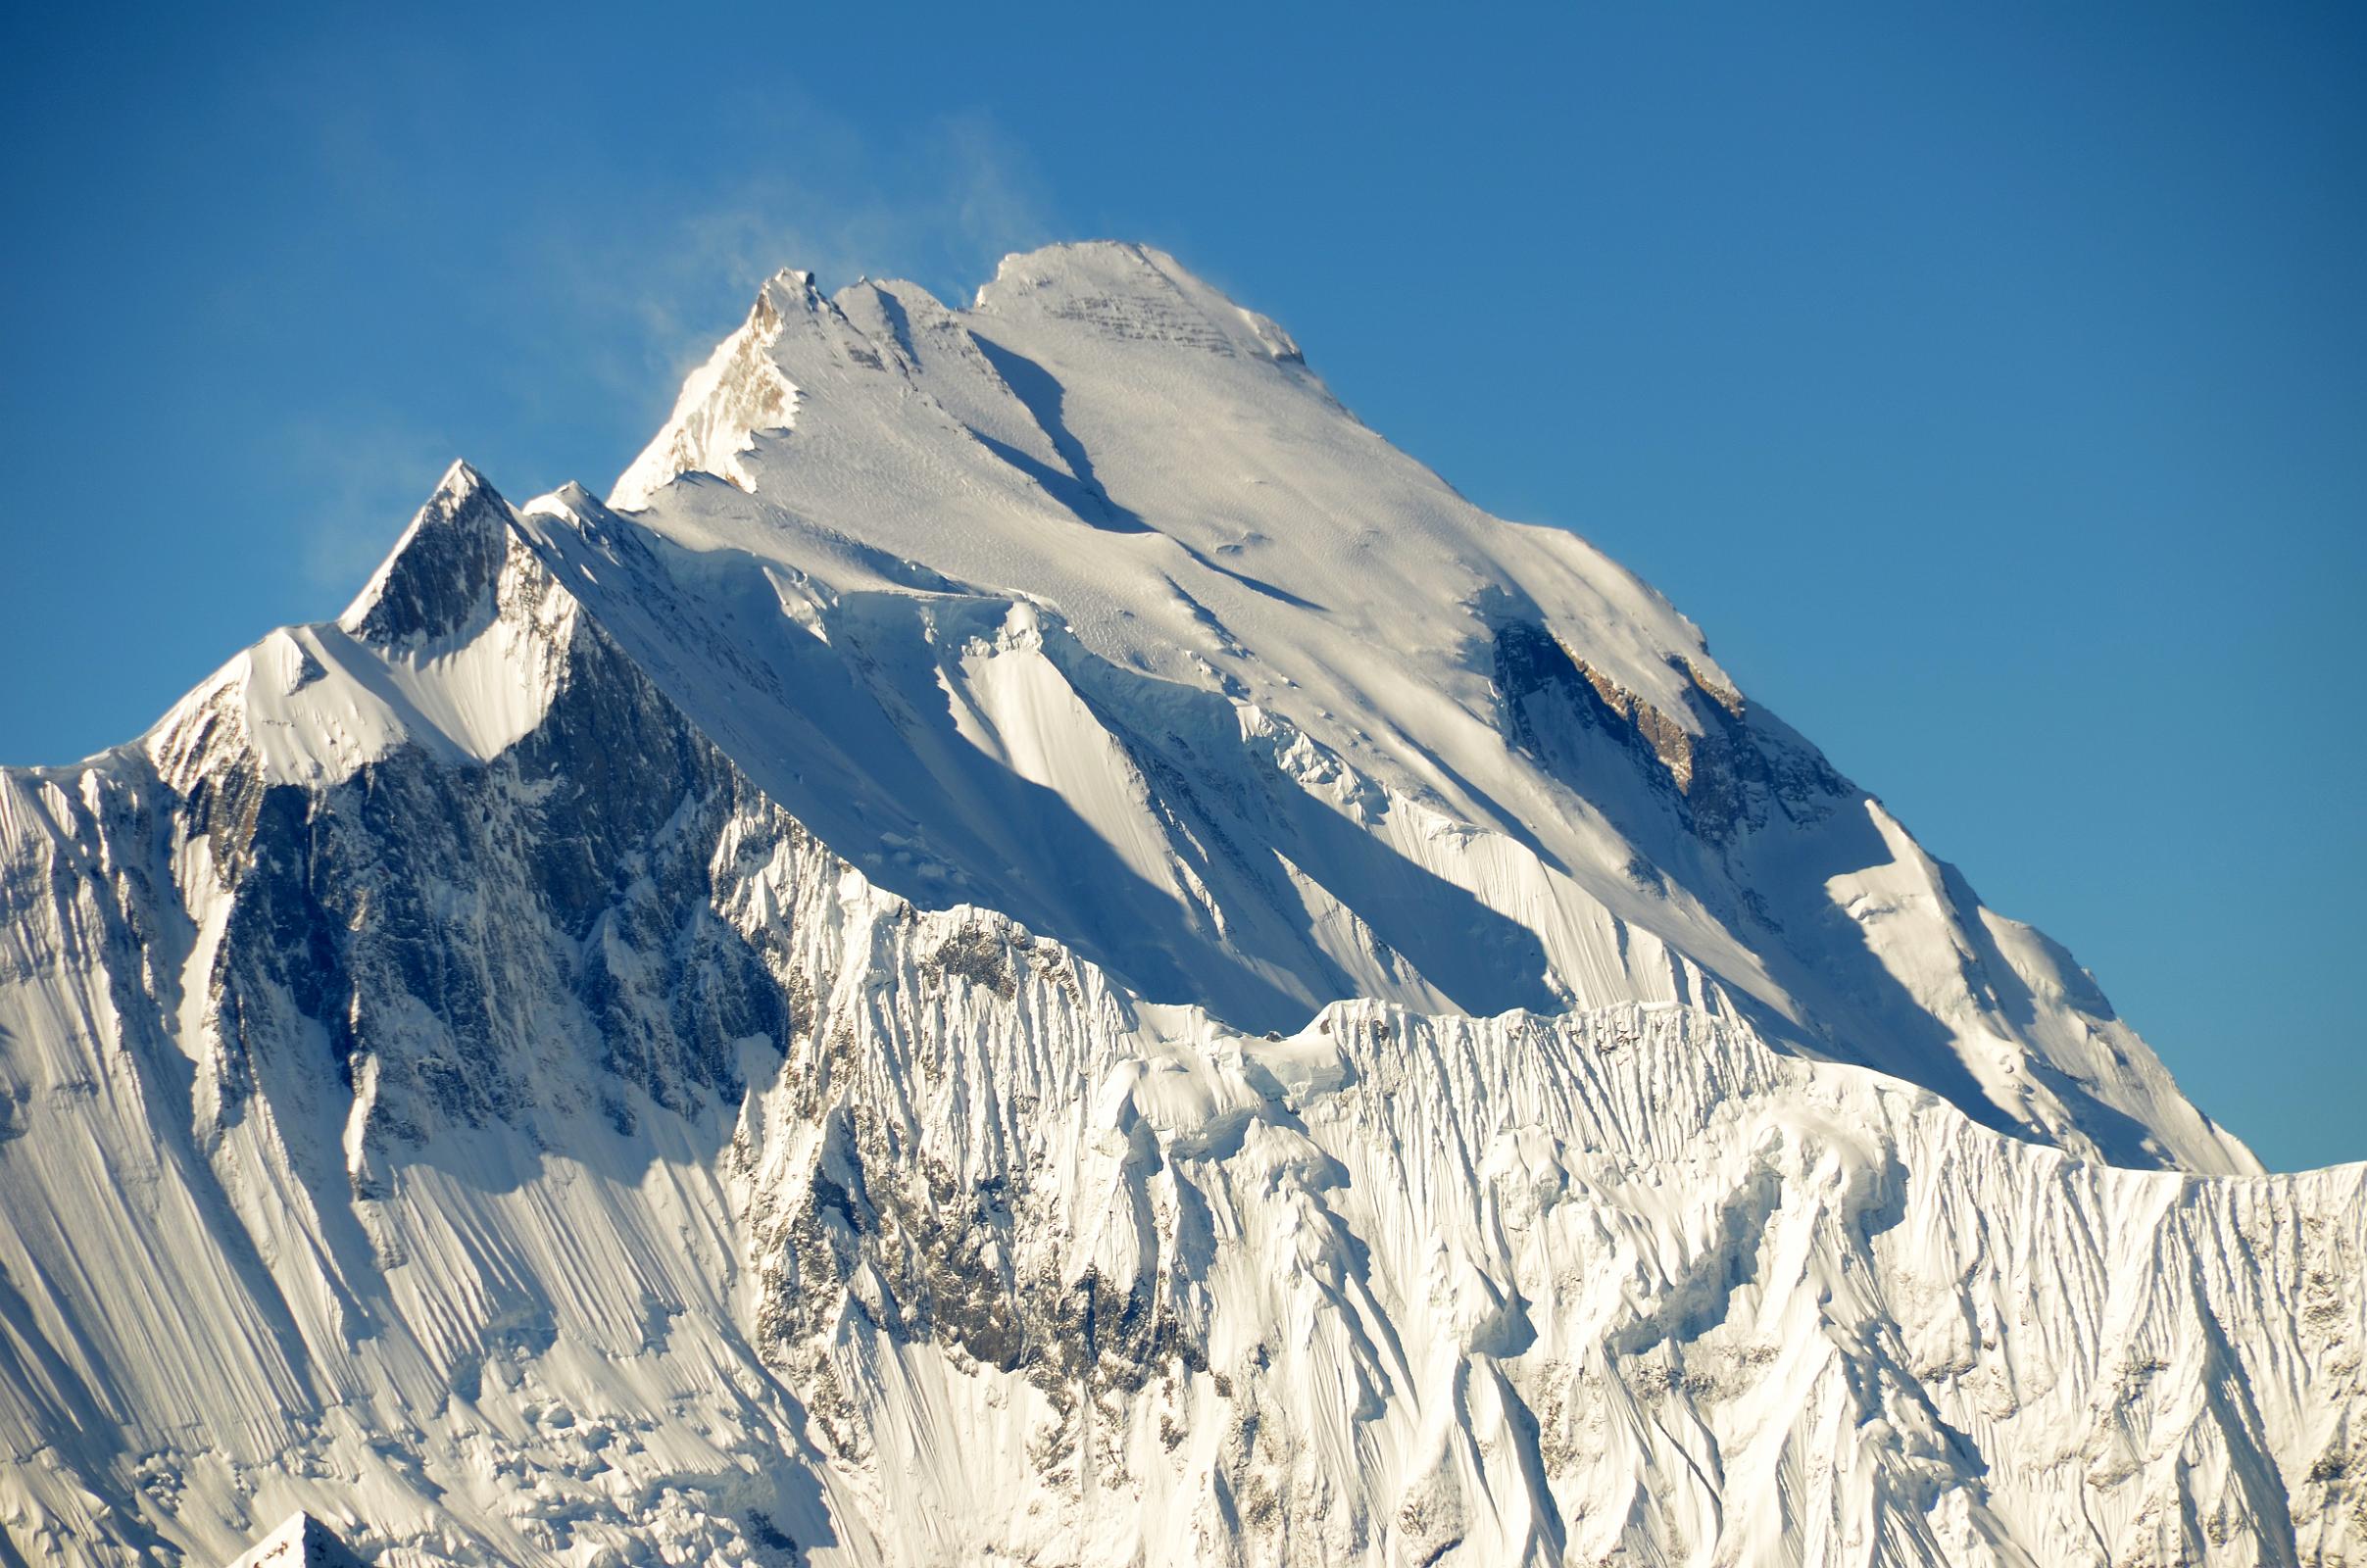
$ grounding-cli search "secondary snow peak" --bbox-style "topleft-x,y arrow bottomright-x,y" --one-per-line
338,459 -> 518,649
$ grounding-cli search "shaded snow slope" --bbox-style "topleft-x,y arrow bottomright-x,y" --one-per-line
0,245 -> 2353,1568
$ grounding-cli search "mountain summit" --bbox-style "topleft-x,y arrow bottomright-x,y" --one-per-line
0,243 -> 2357,1566
594,239 -> 2238,1173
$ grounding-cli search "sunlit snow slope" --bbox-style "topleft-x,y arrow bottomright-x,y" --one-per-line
1,243 -> 2358,1567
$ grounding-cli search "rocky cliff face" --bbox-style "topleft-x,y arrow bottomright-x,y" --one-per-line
0,244 -> 2356,1567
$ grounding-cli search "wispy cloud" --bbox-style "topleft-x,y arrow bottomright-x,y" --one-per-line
271,414 -> 459,598
518,107 -> 1054,432
252,99 -> 1057,548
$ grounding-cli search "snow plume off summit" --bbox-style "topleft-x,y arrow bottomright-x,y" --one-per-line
1,242 -> 2360,1566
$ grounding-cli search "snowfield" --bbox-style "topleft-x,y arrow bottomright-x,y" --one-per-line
0,242 -> 2357,1566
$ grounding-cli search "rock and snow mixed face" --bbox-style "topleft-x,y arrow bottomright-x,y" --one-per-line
0,241 -> 2357,1567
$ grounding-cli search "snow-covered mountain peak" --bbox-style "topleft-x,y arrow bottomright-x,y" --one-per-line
5,242 -> 2353,1568
604,241 -> 1714,747
566,242 -> 2258,1173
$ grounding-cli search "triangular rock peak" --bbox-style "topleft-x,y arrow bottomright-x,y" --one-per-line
226,1514 -> 369,1568
339,459 -> 520,649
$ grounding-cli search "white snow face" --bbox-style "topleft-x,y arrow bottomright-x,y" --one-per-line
0,242 -> 2357,1568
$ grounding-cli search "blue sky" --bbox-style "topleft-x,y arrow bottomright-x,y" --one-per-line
3,3 -> 2359,1167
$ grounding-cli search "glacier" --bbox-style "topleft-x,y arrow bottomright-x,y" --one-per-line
0,240 -> 2358,1566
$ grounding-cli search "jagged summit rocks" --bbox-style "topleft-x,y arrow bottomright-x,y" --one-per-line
0,242 -> 2358,1566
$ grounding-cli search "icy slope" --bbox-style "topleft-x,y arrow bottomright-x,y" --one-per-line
0,244 -> 2355,1566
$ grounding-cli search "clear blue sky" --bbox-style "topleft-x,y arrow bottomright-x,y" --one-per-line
3,3 -> 2359,1167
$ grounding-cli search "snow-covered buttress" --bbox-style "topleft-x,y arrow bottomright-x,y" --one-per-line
0,242 -> 2358,1566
